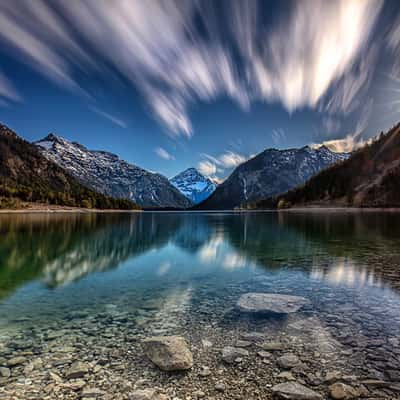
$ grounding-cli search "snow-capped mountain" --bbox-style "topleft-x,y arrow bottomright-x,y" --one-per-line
170,168 -> 217,204
197,145 -> 349,209
34,134 -> 192,208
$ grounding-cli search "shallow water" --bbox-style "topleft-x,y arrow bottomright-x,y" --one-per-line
1,211 -> 400,399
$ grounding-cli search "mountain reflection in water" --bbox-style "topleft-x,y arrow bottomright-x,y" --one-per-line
1,211 -> 400,301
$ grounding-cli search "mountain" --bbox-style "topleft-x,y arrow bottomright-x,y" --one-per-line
0,124 -> 138,210
197,145 -> 349,210
170,168 -> 217,204
250,123 -> 400,209
35,134 -> 191,208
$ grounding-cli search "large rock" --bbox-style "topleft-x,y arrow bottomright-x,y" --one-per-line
142,336 -> 193,371
237,293 -> 309,314
272,382 -> 322,399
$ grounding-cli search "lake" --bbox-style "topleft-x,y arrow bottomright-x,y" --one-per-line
1,211 -> 400,399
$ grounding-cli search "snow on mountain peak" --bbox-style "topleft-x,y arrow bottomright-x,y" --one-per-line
170,167 -> 217,204
34,135 -> 191,208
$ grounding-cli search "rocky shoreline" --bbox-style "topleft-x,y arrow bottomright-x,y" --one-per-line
1,284 -> 400,400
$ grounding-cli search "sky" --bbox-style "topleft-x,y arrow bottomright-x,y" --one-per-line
0,0 -> 400,181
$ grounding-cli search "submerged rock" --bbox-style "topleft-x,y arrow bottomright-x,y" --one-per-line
142,336 -> 193,371
0,367 -> 10,378
237,293 -> 309,314
65,361 -> 90,379
221,346 -> 249,363
7,356 -> 27,367
130,389 -> 169,400
271,382 -> 322,399
329,383 -> 360,399
277,354 -> 300,369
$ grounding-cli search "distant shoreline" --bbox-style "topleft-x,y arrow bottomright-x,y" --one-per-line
0,205 -> 142,213
2,206 -> 400,214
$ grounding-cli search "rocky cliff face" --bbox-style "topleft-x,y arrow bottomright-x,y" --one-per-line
197,145 -> 349,209
35,134 -> 191,208
0,124 -> 136,209
170,168 -> 216,204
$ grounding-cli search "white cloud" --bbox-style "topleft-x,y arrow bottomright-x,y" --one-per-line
0,70 -> 21,102
311,133 -> 367,153
0,0 -> 384,135
155,147 -> 175,161
197,160 -> 217,177
218,151 -> 246,168
198,150 -> 248,180
89,106 -> 127,128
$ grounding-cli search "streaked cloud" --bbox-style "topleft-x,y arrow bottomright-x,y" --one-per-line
218,151 -> 246,168
197,160 -> 217,177
271,128 -> 286,146
0,70 -> 21,103
0,0 -> 386,136
155,147 -> 175,161
89,106 -> 127,128
199,150 -> 248,180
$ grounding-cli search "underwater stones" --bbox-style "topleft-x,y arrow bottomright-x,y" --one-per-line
0,366 -> 10,378
258,341 -> 285,351
142,336 -> 193,371
65,361 -> 90,379
272,382 -> 322,399
235,340 -> 251,348
240,332 -> 266,342
329,383 -> 360,399
221,346 -> 249,363
7,356 -> 27,367
237,293 -> 310,314
215,382 -> 226,392
130,389 -> 169,400
277,354 -> 301,369
81,387 -> 106,398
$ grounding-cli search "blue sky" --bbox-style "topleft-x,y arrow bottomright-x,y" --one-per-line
0,0 -> 400,180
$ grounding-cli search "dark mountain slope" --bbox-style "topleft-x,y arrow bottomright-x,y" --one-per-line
250,123 -> 400,209
197,145 -> 348,210
0,124 -> 138,209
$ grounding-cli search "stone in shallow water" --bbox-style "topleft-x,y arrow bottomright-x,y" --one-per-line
65,361 -> 90,379
130,389 -> 169,400
7,356 -> 27,367
81,387 -> 106,398
221,346 -> 249,363
258,341 -> 285,351
142,336 -> 193,371
0,366 -> 10,378
271,382 -> 322,399
237,293 -> 309,314
277,354 -> 300,369
240,332 -> 266,342
329,383 -> 360,399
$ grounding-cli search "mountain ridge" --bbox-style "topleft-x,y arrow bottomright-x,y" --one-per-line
196,145 -> 349,210
249,123 -> 400,209
35,134 -> 192,208
0,124 -> 138,210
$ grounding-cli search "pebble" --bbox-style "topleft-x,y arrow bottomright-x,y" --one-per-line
329,382 -> 360,399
